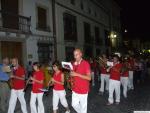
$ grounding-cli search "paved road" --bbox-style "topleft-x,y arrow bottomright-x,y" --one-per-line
1,78 -> 150,113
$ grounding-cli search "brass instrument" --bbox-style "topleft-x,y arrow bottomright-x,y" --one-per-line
96,57 -> 108,68
64,71 -> 74,90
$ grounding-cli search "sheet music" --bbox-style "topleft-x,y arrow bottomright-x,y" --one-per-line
61,61 -> 73,70
39,88 -> 49,92
107,61 -> 114,67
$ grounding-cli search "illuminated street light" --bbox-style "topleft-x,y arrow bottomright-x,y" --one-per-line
114,34 -> 117,38
125,29 -> 127,33
109,31 -> 117,39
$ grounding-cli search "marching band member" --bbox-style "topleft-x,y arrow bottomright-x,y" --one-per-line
120,59 -> 129,98
107,55 -> 122,105
90,58 -> 97,86
128,56 -> 134,90
51,61 -> 70,113
30,62 -> 45,113
99,54 -> 110,95
70,49 -> 91,113
8,58 -> 27,113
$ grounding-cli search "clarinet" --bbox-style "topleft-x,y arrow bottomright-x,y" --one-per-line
23,77 -> 31,92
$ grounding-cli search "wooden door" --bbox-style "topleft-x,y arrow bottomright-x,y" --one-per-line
1,41 -> 23,65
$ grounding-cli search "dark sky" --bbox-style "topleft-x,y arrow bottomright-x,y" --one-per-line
115,0 -> 150,39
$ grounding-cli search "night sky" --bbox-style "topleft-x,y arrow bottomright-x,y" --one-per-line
115,0 -> 150,40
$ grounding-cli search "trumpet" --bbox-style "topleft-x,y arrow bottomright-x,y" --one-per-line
96,57 -> 108,68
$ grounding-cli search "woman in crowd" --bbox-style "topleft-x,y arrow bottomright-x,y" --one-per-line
51,60 -> 70,113
30,62 -> 45,113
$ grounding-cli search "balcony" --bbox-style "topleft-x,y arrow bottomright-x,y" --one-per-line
0,10 -> 31,34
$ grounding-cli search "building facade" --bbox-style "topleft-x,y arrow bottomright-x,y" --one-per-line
0,0 -> 54,65
55,0 -> 122,61
0,0 -> 121,65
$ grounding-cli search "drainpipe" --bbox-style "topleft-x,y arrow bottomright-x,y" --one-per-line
52,0 -> 57,59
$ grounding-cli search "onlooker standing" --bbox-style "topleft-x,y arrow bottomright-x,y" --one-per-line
0,58 -> 11,112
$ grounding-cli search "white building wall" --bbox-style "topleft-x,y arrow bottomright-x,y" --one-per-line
55,0 -> 111,60
22,0 -> 54,63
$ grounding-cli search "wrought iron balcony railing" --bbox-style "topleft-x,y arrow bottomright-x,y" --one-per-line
0,10 -> 31,34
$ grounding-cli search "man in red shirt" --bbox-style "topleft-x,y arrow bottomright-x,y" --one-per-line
107,55 -> 122,105
128,56 -> 134,90
8,58 -> 27,113
99,54 -> 110,95
120,59 -> 129,98
70,49 -> 91,113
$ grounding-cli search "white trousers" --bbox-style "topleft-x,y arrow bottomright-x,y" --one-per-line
91,72 -> 95,86
72,92 -> 88,113
30,92 -> 44,113
128,71 -> 134,89
8,89 -> 27,113
108,79 -> 120,104
99,74 -> 110,92
53,90 -> 68,110
0,82 -> 10,111
121,77 -> 129,98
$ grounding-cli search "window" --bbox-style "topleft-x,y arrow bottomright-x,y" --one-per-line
96,48 -> 101,56
104,30 -> 110,46
38,43 -> 53,63
63,13 -> 77,41
95,27 -> 101,45
84,45 -> 93,58
37,6 -> 49,31
70,0 -> 75,5
84,22 -> 91,43
80,1 -> 84,10
65,46 -> 75,61
94,11 -> 97,17
88,8 -> 91,14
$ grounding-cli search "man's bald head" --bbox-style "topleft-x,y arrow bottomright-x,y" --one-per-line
74,48 -> 83,62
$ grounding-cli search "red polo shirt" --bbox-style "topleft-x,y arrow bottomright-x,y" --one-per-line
12,66 -> 25,90
72,59 -> 91,94
121,71 -> 129,77
128,59 -> 134,71
101,66 -> 107,74
53,71 -> 65,90
110,63 -> 122,81
32,70 -> 44,93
